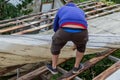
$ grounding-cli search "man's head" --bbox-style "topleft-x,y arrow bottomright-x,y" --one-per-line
66,0 -> 74,3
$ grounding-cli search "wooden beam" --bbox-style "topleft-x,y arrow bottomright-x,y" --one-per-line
93,61 -> 120,80
0,64 -> 25,76
76,0 -> 94,6
57,49 -> 117,80
0,8 -> 57,24
78,2 -> 98,8
87,7 -> 120,20
86,4 -> 120,15
0,17 -> 54,34
0,11 -> 56,29
83,4 -> 106,11
108,55 -> 120,62
17,58 -> 71,80
57,67 -> 82,80
12,23 -> 53,35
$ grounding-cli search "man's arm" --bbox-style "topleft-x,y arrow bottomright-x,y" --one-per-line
53,14 -> 59,32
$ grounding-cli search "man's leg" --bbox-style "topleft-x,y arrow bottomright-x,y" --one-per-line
72,50 -> 84,74
46,54 -> 59,74
74,51 -> 84,68
52,54 -> 59,69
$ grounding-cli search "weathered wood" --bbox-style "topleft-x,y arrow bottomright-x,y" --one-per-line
0,8 -> 57,24
0,12 -> 56,29
58,49 -> 117,80
0,34 -> 120,59
87,7 -> 120,19
57,67 -> 82,80
8,63 -> 44,80
76,0 -> 95,6
83,4 -> 106,11
0,17 -> 54,34
93,61 -> 120,80
0,65 -> 25,76
12,23 -> 53,35
78,2 -> 98,8
17,58 -> 71,80
86,4 -> 120,15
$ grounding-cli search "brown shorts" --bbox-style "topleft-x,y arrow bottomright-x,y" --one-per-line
51,28 -> 88,55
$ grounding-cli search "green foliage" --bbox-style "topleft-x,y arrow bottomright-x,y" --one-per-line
0,0 -> 33,20
111,49 -> 120,58
107,0 -> 120,3
50,73 -> 62,80
100,0 -> 115,5
74,0 -> 89,3
78,58 -> 114,80
41,0 -> 53,3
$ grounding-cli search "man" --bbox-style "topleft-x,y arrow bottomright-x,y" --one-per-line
46,0 -> 88,74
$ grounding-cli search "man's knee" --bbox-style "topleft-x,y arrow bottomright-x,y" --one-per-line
76,45 -> 86,53
51,50 -> 60,55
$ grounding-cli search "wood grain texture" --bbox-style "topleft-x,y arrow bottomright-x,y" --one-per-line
93,61 -> 120,80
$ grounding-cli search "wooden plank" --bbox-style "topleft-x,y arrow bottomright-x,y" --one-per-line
12,23 -> 53,35
57,67 -> 82,80
78,2 -> 98,8
58,49 -> 117,80
17,58 -> 71,80
0,64 -> 25,76
93,61 -> 120,80
76,0 -> 95,6
0,11 -> 56,29
0,17 -> 54,34
86,4 -> 120,15
0,8 -> 57,24
83,4 -> 106,11
87,7 -> 120,19
0,34 -> 120,59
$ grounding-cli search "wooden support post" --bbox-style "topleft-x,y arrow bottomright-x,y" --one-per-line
39,2 -> 43,12
57,49 -> 117,80
52,0 -> 55,9
93,61 -> 120,80
17,58 -> 71,80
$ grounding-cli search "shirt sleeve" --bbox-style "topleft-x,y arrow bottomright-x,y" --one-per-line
53,12 -> 59,32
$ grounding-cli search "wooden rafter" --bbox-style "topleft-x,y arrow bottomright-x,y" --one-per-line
93,61 -> 120,80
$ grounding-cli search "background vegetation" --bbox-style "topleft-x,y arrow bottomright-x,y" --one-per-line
0,0 -> 33,20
